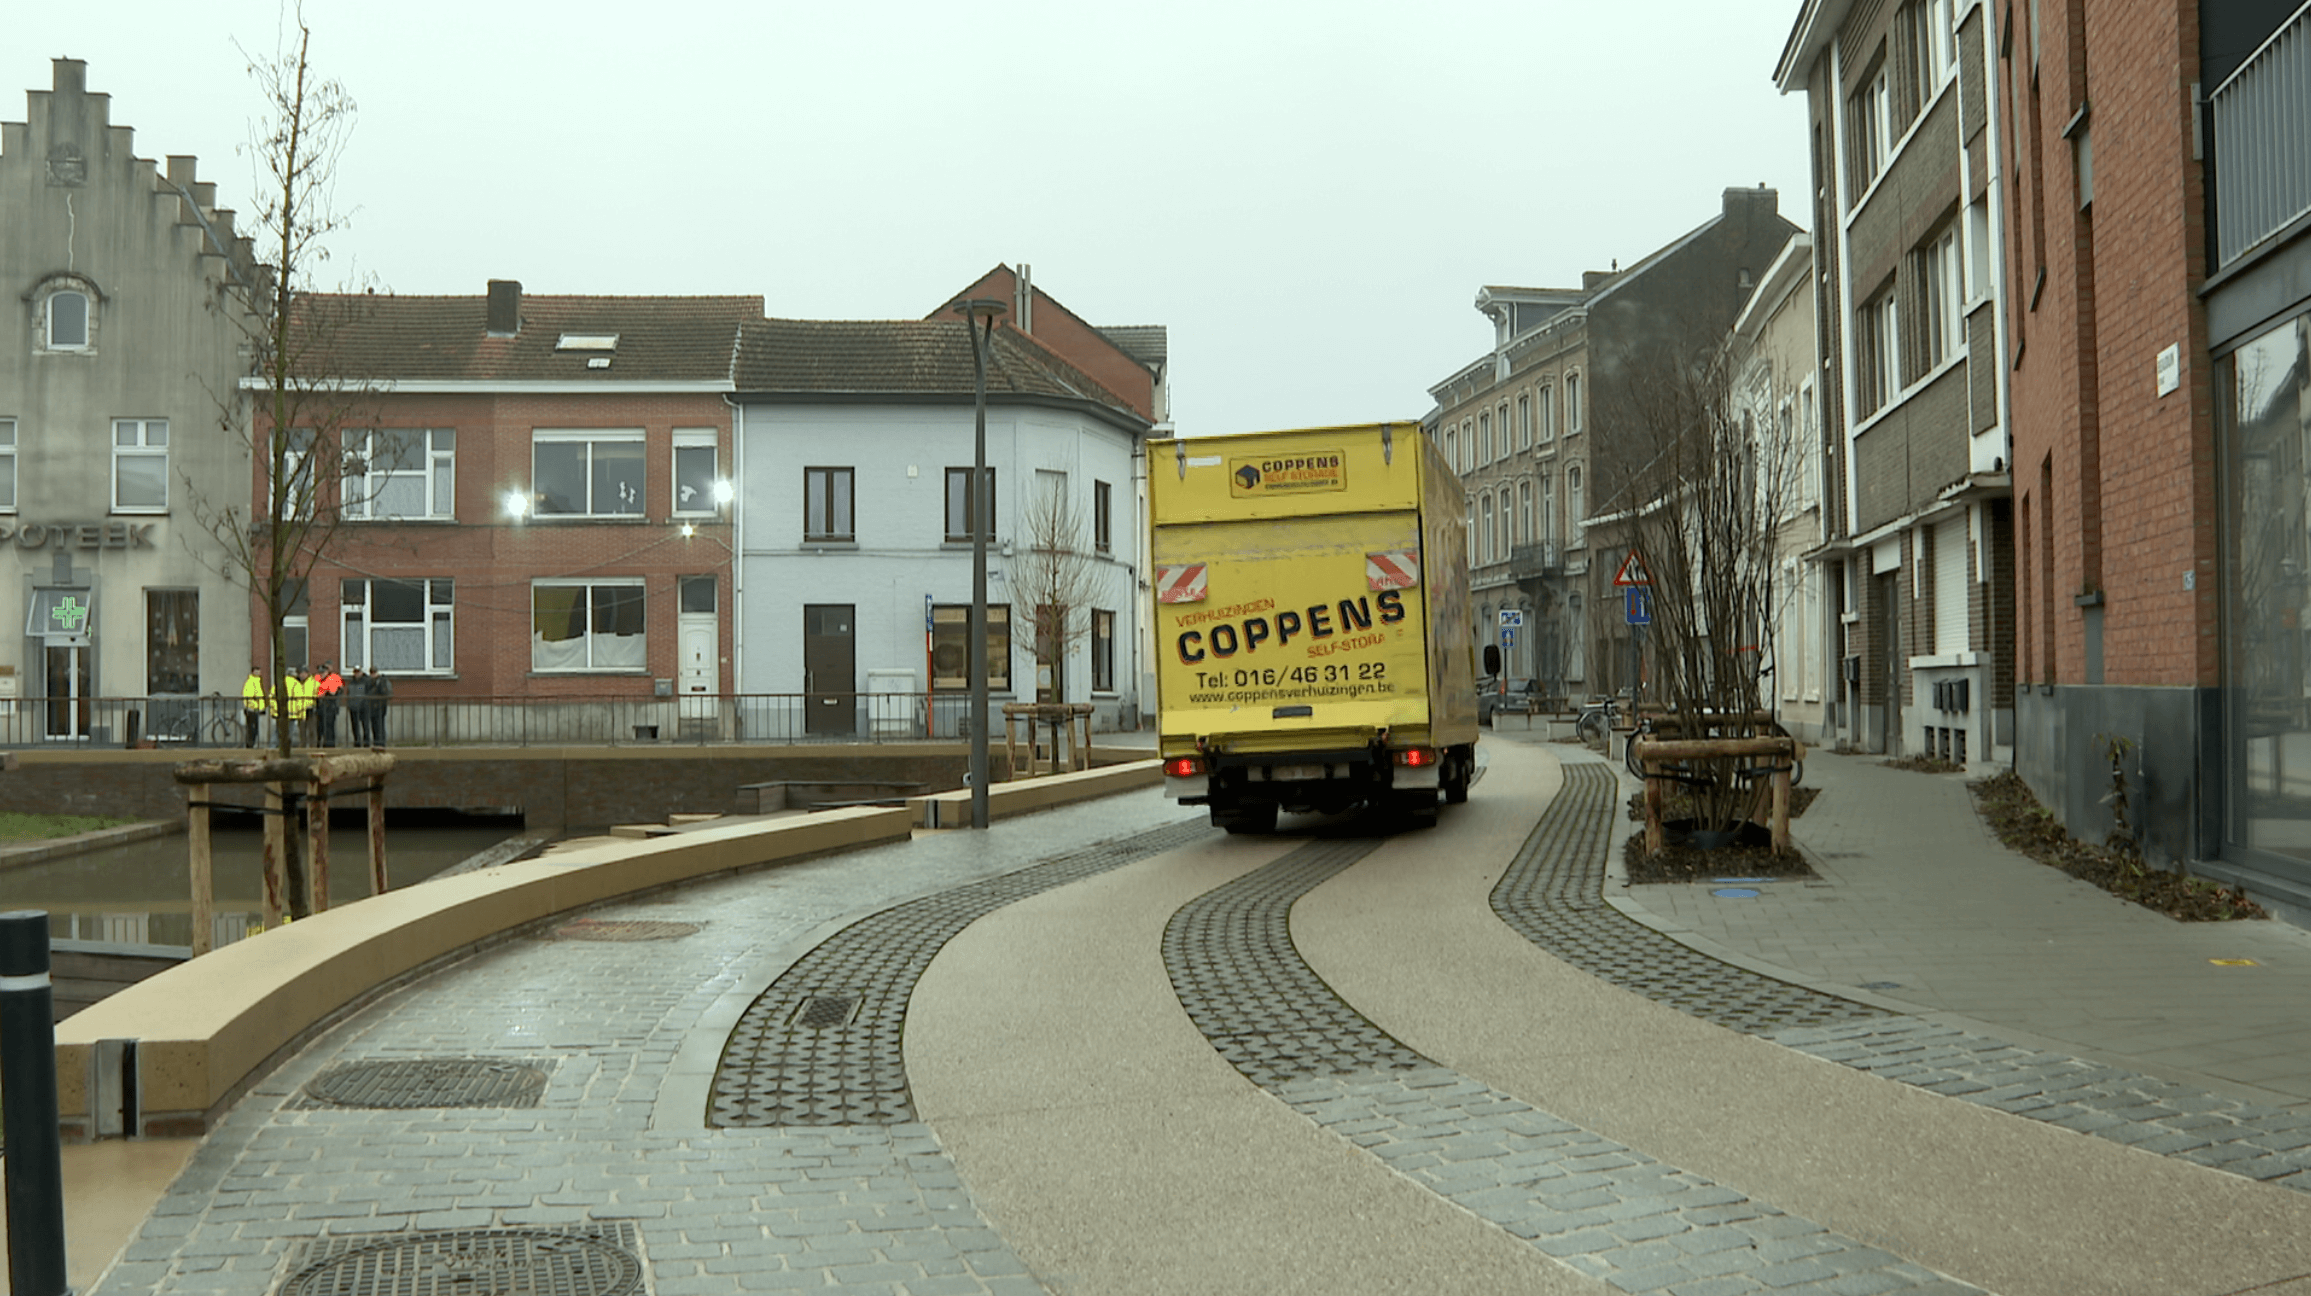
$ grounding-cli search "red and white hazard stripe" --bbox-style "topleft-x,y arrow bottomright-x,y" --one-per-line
1365,550 -> 1420,591
1156,563 -> 1208,604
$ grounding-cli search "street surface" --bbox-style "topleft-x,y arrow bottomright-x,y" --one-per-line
60,738 -> 2311,1295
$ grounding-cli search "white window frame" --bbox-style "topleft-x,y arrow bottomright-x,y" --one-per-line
1566,373 -> 1584,435
0,419 -> 15,512
341,577 -> 455,674
672,428 -> 719,517
1538,386 -> 1556,442
1860,288 -> 1901,413
532,428 -> 645,518
1479,411 -> 1492,464
1482,491 -> 1496,563
531,578 -> 648,673
1568,465 -> 1585,539
1445,427 -> 1459,474
1517,394 -> 1533,450
1520,479 -> 1534,549
345,428 -> 456,520
112,418 -> 168,513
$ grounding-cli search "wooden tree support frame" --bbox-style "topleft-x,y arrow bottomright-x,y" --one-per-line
1628,735 -> 1802,857
174,752 -> 397,955
1001,703 -> 1094,778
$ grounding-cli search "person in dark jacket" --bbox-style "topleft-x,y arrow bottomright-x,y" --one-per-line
367,666 -> 394,746
344,667 -> 372,747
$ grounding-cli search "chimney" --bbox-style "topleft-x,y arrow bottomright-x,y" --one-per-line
1723,185 -> 1779,218
486,280 -> 522,337
1014,263 -> 1032,334
53,59 -> 86,95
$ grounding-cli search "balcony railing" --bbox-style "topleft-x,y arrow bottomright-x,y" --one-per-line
2213,3 -> 2311,267
0,692 -> 1030,750
1507,540 -> 1565,581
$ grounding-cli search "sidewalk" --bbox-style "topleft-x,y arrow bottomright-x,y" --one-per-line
1596,743 -> 2311,1110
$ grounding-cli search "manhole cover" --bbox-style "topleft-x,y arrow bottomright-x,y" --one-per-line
282,1227 -> 641,1296
302,1059 -> 551,1110
550,919 -> 700,942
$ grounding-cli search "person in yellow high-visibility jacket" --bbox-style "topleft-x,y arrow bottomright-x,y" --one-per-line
284,664 -> 318,747
241,666 -> 267,748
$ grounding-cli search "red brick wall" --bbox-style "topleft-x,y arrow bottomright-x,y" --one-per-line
254,392 -> 735,702
2001,0 -> 2215,689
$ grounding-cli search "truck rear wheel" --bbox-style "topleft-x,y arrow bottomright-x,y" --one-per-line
1212,801 -> 1278,835
1443,750 -> 1471,804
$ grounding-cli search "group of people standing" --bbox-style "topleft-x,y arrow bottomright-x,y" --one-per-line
240,662 -> 394,749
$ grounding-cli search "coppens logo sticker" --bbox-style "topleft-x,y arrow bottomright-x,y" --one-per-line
1229,450 -> 1345,496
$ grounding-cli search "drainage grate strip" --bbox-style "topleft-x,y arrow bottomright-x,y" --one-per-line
297,1058 -> 553,1111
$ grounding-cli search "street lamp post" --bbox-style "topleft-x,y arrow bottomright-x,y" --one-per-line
954,298 -> 1007,828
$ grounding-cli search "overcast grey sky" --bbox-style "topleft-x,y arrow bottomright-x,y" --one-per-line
13,1 -> 1811,434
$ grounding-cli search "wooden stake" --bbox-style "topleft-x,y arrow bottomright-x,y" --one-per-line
308,772 -> 332,913
368,777 -> 389,897
261,783 -> 285,931
188,789 -> 214,956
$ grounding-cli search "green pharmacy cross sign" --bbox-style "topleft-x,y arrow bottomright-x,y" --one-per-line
48,595 -> 89,634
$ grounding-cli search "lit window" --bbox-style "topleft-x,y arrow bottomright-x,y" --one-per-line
532,580 -> 645,671
346,429 -> 456,520
342,578 -> 454,673
533,429 -> 643,517
673,429 -> 719,516
113,418 -> 168,511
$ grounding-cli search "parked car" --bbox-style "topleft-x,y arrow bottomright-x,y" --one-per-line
1476,677 -> 1544,726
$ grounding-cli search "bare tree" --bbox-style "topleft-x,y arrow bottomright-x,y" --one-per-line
1010,477 -> 1108,707
1591,323 -> 1812,838
181,7 -> 383,769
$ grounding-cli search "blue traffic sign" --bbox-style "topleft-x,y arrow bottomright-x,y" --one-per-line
1501,629 -> 1518,647
1625,587 -> 1652,625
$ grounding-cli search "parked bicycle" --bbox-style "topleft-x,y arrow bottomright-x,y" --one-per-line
155,693 -> 243,747
1573,695 -> 1621,751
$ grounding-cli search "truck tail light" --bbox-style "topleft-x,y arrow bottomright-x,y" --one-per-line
1395,747 -> 1438,768
1164,756 -> 1206,778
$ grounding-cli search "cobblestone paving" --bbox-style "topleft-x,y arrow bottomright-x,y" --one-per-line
1163,837 -> 1984,1294
90,811 -> 1225,1296
711,820 -> 1215,1126
1491,763 -> 1890,1034
1522,755 -> 2311,1200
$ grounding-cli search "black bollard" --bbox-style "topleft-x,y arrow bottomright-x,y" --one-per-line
0,910 -> 69,1296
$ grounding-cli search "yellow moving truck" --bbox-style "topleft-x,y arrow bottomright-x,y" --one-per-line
1148,422 -> 1479,832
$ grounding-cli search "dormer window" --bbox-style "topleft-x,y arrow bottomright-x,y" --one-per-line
555,334 -> 618,352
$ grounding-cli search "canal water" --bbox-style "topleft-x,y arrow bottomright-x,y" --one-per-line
1,814 -> 527,950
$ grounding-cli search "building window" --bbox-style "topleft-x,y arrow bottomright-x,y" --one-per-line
1566,373 -> 1584,435
45,290 -> 89,350
805,467 -> 854,541
1538,387 -> 1555,442
1479,410 -> 1493,464
279,578 -> 309,668
1568,466 -> 1585,539
1517,395 -> 1532,451
1921,226 -> 1964,367
1499,403 -> 1512,457
532,580 -> 645,671
533,429 -> 643,517
672,429 -> 719,516
113,418 -> 168,512
1848,63 -> 1892,196
1094,480 -> 1113,553
343,578 -> 454,673
1520,479 -> 1534,549
1461,420 -> 1474,472
1482,492 -> 1497,564
1445,427 -> 1459,473
345,428 -> 455,520
1540,471 -> 1555,540
1091,608 -> 1115,692
1857,287 -> 1900,413
1909,0 -> 1956,107
945,467 -> 996,542
146,589 -> 199,695
0,419 -> 14,511
930,603 -> 1010,691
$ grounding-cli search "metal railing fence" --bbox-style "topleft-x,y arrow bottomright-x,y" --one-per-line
2213,3 -> 2311,266
0,691 -> 1006,750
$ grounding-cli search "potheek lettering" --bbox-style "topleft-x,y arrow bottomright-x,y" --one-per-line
0,522 -> 157,551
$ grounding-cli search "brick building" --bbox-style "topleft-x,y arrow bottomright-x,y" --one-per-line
1777,0 -> 2020,764
277,282 -> 760,739
1982,0 -> 2311,916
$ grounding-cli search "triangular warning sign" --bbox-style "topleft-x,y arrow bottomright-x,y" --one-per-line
1612,549 -> 1651,587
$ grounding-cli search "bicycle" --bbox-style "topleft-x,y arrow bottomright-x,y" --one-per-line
157,694 -> 245,747
1573,695 -> 1619,751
